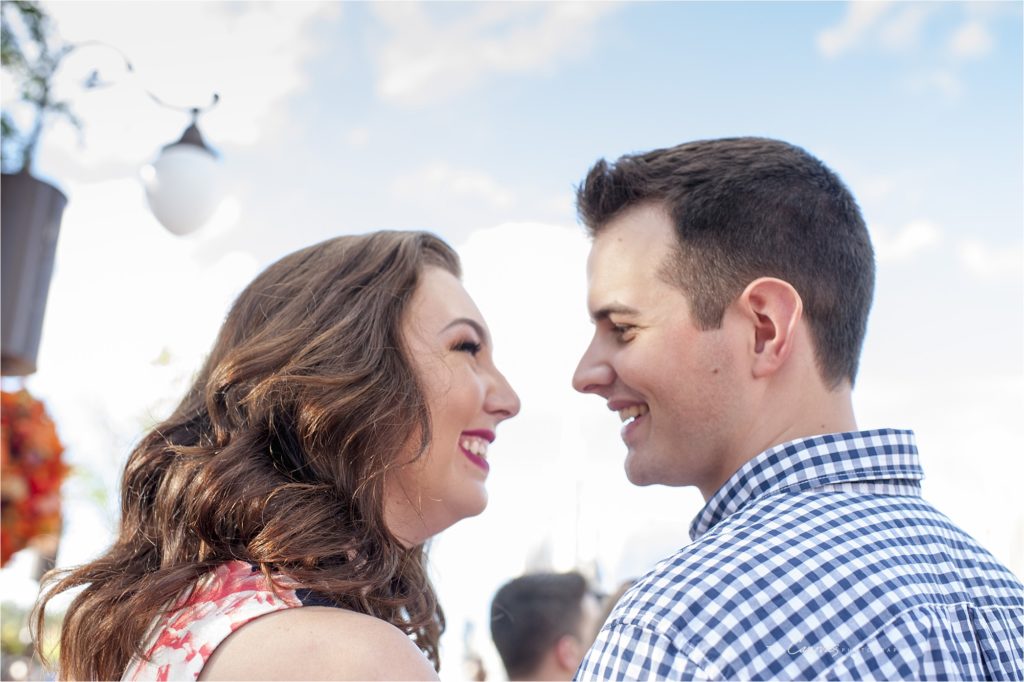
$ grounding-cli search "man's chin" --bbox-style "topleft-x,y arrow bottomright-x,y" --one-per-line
624,450 -> 697,488
624,452 -> 660,487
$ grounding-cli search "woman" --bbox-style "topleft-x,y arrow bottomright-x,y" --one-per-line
34,231 -> 520,680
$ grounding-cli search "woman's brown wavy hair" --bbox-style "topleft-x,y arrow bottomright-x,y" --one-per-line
34,230 -> 460,680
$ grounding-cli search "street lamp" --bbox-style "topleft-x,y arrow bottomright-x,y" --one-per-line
76,45 -> 226,236
141,95 -> 224,236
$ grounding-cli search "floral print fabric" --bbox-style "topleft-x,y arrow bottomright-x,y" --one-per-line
122,561 -> 303,681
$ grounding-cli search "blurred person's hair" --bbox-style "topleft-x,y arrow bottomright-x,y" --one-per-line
594,579 -> 636,636
575,136 -> 875,387
490,571 -> 589,679
34,231 -> 460,680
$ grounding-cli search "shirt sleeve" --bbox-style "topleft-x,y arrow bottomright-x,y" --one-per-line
576,621 -> 709,681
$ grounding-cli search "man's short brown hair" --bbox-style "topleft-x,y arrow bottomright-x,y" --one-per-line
576,137 -> 875,387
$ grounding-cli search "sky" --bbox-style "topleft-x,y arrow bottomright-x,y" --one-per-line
1,1 -> 1022,679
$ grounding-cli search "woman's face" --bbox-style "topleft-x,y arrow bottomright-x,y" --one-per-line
384,266 -> 520,546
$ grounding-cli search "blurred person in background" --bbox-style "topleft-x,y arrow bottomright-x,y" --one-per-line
591,579 -> 635,638
490,571 -> 601,681
571,137 -> 1024,680
33,231 -> 520,680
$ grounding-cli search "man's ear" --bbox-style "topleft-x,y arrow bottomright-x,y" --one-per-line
553,634 -> 583,672
736,277 -> 803,379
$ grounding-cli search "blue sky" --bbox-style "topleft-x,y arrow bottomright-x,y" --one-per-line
3,2 -> 1021,678
228,2 -> 1023,255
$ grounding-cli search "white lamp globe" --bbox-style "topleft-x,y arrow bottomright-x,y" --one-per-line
142,123 -> 224,236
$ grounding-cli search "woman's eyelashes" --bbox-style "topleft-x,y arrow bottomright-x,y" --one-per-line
452,339 -> 482,356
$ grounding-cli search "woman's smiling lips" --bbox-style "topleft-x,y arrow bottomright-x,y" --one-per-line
459,429 -> 495,472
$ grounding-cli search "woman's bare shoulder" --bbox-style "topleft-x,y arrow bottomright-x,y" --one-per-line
199,606 -> 438,681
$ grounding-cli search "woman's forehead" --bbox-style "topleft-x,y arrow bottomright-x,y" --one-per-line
407,267 -> 488,335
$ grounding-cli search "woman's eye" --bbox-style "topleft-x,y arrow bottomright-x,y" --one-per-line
453,340 -> 482,356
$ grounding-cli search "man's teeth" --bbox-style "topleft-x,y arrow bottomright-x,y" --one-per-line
461,438 -> 489,458
617,405 -> 649,424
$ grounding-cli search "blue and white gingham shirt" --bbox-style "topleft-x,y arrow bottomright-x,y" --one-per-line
577,429 -> 1024,680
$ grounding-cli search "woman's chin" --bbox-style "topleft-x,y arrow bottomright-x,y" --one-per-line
464,495 -> 488,521
438,493 -> 489,534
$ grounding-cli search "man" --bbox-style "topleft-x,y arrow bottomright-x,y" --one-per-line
571,137 -> 1024,680
491,572 -> 602,681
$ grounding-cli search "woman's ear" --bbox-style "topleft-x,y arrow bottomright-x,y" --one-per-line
736,277 -> 803,379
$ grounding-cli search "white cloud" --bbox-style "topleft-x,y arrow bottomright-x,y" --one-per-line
949,20 -> 994,59
37,178 -> 260,397
542,190 -> 579,220
816,3 -> 1000,100
878,4 -> 932,51
958,239 -> 1023,282
35,2 -> 340,180
816,1 -> 895,58
871,219 -> 942,262
393,163 -> 515,208
908,69 -> 963,100
817,2 -> 970,58
343,127 -> 371,148
458,221 -> 591,410
371,2 -> 619,106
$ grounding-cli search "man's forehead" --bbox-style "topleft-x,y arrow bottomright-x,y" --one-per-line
585,236 -> 656,314
590,205 -> 674,261
586,247 -> 636,317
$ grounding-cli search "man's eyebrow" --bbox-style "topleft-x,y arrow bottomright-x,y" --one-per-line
591,303 -> 640,323
441,317 -> 490,344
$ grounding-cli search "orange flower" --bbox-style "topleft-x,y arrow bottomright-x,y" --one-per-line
1,389 -> 70,566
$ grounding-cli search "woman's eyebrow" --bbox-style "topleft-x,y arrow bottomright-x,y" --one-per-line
441,317 -> 490,345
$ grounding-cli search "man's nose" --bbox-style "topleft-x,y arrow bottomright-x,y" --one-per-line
572,336 -> 615,395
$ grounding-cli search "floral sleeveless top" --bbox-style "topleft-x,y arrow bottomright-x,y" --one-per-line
122,561 -> 307,681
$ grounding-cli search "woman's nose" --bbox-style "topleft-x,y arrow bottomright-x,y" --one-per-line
488,369 -> 521,420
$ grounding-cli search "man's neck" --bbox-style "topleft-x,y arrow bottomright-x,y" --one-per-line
765,383 -> 857,449
699,378 -> 858,501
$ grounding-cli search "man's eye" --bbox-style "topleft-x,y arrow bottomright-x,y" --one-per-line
611,323 -> 637,341
453,340 -> 482,356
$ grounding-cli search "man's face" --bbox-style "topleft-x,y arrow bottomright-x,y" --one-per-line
572,203 -> 751,495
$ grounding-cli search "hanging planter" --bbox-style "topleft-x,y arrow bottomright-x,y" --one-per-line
1,1 -> 78,377
1,171 -> 67,376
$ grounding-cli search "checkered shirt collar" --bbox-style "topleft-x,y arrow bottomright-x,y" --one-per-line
690,428 -> 922,541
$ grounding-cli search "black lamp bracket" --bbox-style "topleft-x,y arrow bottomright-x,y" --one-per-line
74,40 -> 220,130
